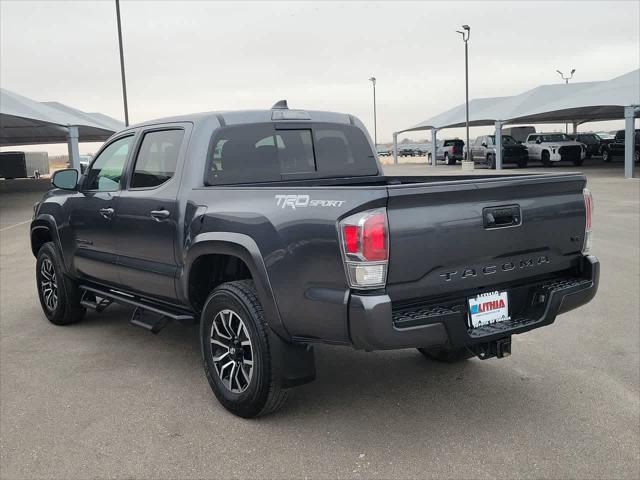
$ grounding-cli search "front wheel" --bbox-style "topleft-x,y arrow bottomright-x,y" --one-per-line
418,346 -> 475,363
573,157 -> 584,166
602,149 -> 612,162
635,150 -> 639,163
36,242 -> 85,325
487,154 -> 496,169
541,150 -> 552,167
200,280 -> 288,418
517,158 -> 528,168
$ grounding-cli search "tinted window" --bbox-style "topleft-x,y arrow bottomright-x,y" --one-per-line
207,123 -> 376,184
131,129 -> 184,188
541,134 -> 569,142
314,125 -> 377,176
85,136 -> 134,191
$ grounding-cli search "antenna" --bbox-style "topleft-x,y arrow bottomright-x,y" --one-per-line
272,100 -> 289,110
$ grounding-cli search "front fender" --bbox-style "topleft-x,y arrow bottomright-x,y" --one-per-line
30,215 -> 68,273
180,232 -> 289,340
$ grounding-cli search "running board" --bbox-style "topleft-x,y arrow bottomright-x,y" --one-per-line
78,285 -> 196,333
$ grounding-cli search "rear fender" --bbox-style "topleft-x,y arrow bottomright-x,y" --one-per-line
181,232 -> 289,340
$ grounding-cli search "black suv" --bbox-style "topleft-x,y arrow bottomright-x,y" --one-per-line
601,129 -> 640,163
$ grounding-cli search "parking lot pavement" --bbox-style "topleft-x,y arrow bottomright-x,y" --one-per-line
1,165 -> 639,479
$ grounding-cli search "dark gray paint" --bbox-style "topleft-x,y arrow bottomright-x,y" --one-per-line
31,109 -> 598,349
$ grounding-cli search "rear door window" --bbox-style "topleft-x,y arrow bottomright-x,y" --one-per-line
130,129 -> 184,188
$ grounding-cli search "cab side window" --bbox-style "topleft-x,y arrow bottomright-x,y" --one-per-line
85,136 -> 134,191
131,129 -> 184,188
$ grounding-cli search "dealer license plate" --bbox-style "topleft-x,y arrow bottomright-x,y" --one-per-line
468,290 -> 510,328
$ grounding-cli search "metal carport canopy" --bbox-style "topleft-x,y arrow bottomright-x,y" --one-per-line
395,69 -> 639,177
0,88 -> 124,169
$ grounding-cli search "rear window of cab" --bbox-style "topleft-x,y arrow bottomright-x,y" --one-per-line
205,123 -> 377,185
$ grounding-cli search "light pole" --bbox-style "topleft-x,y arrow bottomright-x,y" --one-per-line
556,69 -> 575,134
115,0 -> 129,127
369,77 -> 377,147
457,25 -> 471,169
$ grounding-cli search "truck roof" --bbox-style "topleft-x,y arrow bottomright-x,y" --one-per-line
130,109 -> 354,129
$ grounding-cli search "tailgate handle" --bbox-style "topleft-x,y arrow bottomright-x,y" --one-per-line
483,205 -> 521,229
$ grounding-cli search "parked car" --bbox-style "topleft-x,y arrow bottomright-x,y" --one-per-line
436,139 -> 465,164
502,126 -> 536,144
470,135 -> 528,168
523,133 -> 586,166
32,103 -> 599,418
567,133 -> 604,159
398,147 -> 418,157
600,129 -> 640,163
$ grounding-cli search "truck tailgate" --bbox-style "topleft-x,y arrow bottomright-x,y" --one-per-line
385,174 -> 587,302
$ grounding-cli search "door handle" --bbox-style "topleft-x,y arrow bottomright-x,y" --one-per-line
99,207 -> 115,219
150,209 -> 170,221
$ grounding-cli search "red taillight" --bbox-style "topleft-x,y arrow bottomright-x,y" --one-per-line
583,188 -> 594,254
339,209 -> 389,289
343,224 -> 358,253
584,189 -> 593,230
362,212 -> 388,261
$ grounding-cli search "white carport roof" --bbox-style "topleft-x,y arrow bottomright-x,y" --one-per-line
0,88 -> 123,146
399,69 -> 640,133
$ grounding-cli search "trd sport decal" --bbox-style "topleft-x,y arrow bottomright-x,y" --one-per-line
275,195 -> 346,209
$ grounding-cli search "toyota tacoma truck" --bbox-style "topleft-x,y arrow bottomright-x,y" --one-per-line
524,133 -> 586,166
31,102 -> 599,418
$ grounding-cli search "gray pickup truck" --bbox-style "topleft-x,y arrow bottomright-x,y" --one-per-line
31,102 -> 599,417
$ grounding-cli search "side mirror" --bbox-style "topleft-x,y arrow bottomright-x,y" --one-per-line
481,142 -> 487,148
52,169 -> 79,190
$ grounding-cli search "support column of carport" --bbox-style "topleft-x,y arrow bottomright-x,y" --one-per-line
67,126 -> 80,171
392,132 -> 398,164
494,121 -> 503,170
624,105 -> 638,179
431,128 -> 438,166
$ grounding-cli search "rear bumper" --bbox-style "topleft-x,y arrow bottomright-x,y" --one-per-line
348,255 -> 599,351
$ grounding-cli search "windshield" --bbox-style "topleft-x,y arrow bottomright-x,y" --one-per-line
487,135 -> 517,145
541,134 -> 570,142
597,132 -> 614,139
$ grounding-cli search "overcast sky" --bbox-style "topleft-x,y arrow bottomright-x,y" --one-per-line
1,0 -> 639,153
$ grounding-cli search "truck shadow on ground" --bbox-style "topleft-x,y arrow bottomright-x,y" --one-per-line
75,304 -> 543,427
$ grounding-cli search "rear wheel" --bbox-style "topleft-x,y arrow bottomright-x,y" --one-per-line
517,158 -> 528,168
418,346 -> 475,363
487,154 -> 496,169
446,153 -> 456,165
602,149 -> 612,162
573,157 -> 584,166
635,150 -> 639,163
200,280 -> 288,418
541,150 -> 552,167
36,242 -> 85,325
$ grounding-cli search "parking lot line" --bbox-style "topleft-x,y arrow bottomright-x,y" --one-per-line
0,219 -> 30,232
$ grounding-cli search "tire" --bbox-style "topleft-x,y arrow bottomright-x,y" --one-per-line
602,149 -> 612,163
573,157 -> 584,166
635,150 -> 639,163
36,242 -> 85,325
541,150 -> 552,167
418,346 -> 475,363
200,280 -> 288,418
517,158 -> 528,168
487,154 -> 496,169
